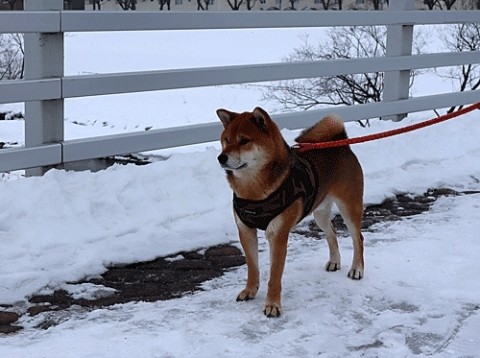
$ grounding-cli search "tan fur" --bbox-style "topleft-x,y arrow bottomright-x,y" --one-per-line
217,107 -> 364,317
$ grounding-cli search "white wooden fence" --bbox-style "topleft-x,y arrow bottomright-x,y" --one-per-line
0,0 -> 479,175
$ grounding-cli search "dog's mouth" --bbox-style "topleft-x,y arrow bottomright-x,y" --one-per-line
222,163 -> 247,171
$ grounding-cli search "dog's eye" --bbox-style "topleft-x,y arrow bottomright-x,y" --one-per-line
239,137 -> 250,145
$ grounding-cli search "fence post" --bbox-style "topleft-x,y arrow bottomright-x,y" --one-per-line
24,0 -> 64,176
382,0 -> 415,121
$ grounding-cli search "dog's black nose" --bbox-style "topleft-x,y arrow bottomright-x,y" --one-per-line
217,154 -> 228,165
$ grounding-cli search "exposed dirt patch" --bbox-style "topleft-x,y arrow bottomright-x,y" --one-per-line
0,245 -> 245,334
1,188 -> 478,334
294,188 -> 467,238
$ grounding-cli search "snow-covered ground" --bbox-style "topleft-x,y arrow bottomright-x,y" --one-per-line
1,28 -> 480,357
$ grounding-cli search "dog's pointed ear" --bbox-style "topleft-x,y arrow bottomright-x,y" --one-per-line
251,107 -> 270,133
216,109 -> 236,128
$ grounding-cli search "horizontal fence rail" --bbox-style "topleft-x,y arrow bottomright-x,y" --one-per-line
0,79 -> 60,104
59,11 -> 480,31
1,4 -> 480,174
49,90 -> 480,163
4,89 -> 480,169
1,11 -> 480,33
1,51 -> 480,104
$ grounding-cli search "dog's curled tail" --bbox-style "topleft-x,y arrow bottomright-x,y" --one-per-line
295,114 -> 347,143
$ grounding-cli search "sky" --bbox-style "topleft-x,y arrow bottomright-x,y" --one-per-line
1,27 -> 480,357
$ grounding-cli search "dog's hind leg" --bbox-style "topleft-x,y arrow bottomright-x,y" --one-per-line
235,214 -> 260,301
336,199 -> 364,280
314,198 -> 341,272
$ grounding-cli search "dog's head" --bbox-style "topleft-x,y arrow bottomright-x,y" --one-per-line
216,107 -> 284,173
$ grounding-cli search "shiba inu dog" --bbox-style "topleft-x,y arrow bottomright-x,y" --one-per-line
217,107 -> 364,317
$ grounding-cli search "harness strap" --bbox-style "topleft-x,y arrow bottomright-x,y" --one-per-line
233,154 -> 318,231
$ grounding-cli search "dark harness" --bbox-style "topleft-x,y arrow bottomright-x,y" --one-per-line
233,153 -> 318,231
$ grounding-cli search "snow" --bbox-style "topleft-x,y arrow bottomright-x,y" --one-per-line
1,28 -> 480,357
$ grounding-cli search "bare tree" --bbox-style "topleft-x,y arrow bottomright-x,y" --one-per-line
442,0 -> 457,9
91,0 -> 102,10
6,0 -> 16,9
370,0 -> 386,10
245,0 -> 257,10
116,0 -> 137,10
159,0 -> 171,10
423,0 -> 458,10
0,34 -> 24,81
227,0 -> 244,10
423,0 -> 442,9
260,26 -> 425,123
460,0 -> 480,8
439,23 -> 480,113
286,0 -> 298,9
466,0 -> 480,8
320,0 -> 335,9
197,0 -> 211,10
261,27 -> 387,114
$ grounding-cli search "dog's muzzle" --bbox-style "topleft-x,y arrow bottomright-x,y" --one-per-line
217,154 -> 246,170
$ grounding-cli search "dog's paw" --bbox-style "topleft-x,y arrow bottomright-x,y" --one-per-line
325,260 -> 341,272
236,288 -> 257,302
264,302 -> 281,318
347,267 -> 364,280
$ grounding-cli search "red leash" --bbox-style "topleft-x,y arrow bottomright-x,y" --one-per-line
293,102 -> 480,152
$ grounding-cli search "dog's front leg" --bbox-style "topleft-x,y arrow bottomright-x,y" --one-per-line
264,227 -> 288,318
235,213 -> 259,301
264,200 -> 303,317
